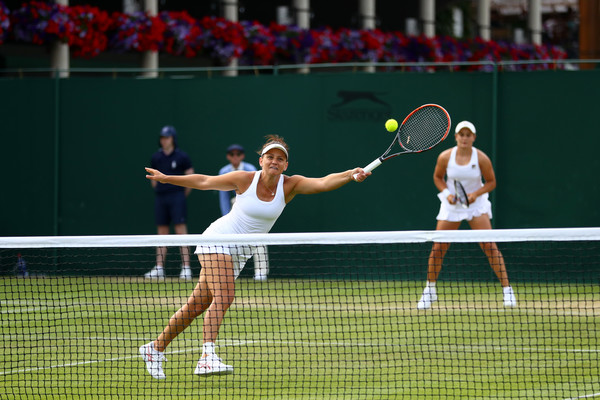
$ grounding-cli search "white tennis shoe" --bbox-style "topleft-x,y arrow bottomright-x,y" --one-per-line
503,286 -> 517,307
144,266 -> 165,279
179,266 -> 192,280
417,287 -> 438,310
139,342 -> 167,379
194,354 -> 233,375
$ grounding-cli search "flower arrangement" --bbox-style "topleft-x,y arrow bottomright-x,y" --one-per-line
240,20 -> 275,65
0,1 -> 9,44
68,5 -> 110,58
2,1 -> 568,70
108,11 -> 165,53
10,1 -> 73,45
268,22 -> 314,64
159,10 -> 202,57
198,16 -> 245,64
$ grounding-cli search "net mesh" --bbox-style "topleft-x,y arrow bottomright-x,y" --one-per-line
1,229 -> 599,399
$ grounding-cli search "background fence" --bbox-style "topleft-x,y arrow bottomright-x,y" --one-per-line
2,61 -> 599,238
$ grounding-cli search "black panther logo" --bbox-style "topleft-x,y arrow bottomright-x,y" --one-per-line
328,90 -> 391,121
331,91 -> 389,108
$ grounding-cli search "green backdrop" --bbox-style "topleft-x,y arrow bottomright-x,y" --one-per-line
2,69 -> 599,237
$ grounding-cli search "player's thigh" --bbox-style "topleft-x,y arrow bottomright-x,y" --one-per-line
431,220 -> 460,254
467,214 -> 492,230
435,220 -> 462,230
198,254 -> 236,299
200,254 -> 235,309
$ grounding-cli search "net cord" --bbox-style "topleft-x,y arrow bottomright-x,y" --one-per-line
2,227 -> 600,248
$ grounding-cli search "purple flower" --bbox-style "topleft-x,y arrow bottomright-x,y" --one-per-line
0,1 -> 9,44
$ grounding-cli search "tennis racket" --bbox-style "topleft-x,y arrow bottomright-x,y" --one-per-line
353,104 -> 451,179
454,180 -> 469,209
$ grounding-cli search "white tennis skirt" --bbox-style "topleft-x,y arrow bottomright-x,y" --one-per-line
194,245 -> 258,279
436,197 -> 493,222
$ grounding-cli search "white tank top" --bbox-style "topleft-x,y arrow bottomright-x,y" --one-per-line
204,171 -> 286,234
446,146 -> 488,204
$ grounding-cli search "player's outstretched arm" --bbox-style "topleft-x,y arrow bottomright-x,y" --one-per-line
145,167 -> 249,192
289,168 -> 369,196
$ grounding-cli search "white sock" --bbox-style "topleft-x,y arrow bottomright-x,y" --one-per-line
155,265 -> 164,269
425,281 -> 436,292
182,265 -> 190,269
202,342 -> 215,357
151,342 -> 162,353
503,286 -> 513,294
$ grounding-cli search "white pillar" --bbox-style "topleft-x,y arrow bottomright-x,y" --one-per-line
360,0 -> 375,30
52,0 -> 69,78
141,0 -> 158,78
223,0 -> 238,77
514,28 -> 526,44
294,0 -> 310,28
406,18 -> 419,36
452,7 -> 463,37
360,0 -> 376,73
294,0 -> 310,74
477,0 -> 491,41
123,0 -> 139,14
276,6 -> 291,25
420,0 -> 435,38
528,0 -> 542,45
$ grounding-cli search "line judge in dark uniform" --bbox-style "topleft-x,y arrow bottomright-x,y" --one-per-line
145,125 -> 194,280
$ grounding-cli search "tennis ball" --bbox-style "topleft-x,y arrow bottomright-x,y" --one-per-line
385,119 -> 398,132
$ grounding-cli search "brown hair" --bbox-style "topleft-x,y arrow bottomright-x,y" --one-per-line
258,135 -> 290,157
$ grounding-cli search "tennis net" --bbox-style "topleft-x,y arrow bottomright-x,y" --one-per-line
1,228 -> 599,399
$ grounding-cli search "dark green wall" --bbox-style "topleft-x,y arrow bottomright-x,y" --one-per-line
2,69 -> 599,237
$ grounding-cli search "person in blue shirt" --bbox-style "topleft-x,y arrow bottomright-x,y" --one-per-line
218,144 -> 257,214
145,125 -> 195,280
219,144 -> 269,281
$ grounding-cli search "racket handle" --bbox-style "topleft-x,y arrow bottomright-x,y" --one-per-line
353,159 -> 382,180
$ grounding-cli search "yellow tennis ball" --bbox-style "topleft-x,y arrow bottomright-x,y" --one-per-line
385,119 -> 398,132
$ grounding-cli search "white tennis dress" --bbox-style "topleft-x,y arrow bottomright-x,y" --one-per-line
436,146 -> 492,222
195,171 -> 286,278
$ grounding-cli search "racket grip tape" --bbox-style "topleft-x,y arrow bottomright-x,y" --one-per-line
352,158 -> 382,180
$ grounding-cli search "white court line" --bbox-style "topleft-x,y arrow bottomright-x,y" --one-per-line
2,337 -> 598,376
564,392 -> 600,400
3,298 -> 598,317
3,337 -> 599,399
0,340 -> 258,376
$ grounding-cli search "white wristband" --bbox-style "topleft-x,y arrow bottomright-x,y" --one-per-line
441,188 -> 451,198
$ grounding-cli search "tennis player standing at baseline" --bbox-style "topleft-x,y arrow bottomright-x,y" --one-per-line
417,121 -> 517,310
140,135 -> 370,379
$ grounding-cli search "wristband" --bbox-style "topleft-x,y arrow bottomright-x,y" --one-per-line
440,188 -> 451,198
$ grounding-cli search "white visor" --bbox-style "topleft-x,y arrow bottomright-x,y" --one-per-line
455,121 -> 476,134
261,143 -> 288,159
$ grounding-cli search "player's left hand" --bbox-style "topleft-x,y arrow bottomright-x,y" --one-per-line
145,167 -> 168,183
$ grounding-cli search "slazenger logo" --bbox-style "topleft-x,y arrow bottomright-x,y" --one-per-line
327,91 -> 391,121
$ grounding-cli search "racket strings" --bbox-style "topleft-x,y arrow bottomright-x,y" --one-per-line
398,106 -> 449,152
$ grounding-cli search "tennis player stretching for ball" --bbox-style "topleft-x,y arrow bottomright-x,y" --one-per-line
417,121 -> 517,310
140,135 -> 370,379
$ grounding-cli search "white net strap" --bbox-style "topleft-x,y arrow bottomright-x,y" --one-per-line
2,227 -> 600,248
